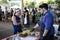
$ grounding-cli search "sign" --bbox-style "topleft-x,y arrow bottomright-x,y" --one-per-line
9,0 -> 22,9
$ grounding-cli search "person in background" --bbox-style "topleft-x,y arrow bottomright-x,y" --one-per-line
0,6 -> 2,21
32,8 -> 36,23
10,8 -> 13,17
35,8 -> 37,13
4,7 -> 8,21
33,3 -> 55,40
23,7 -> 30,28
58,17 -> 60,36
24,12 -> 28,28
12,8 -> 22,34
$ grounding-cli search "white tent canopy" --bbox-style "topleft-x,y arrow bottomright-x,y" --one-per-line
10,5 -> 20,8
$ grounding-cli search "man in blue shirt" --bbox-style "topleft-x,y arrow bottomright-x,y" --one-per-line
33,3 -> 55,40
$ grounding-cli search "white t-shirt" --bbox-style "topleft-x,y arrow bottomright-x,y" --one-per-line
24,14 -> 27,24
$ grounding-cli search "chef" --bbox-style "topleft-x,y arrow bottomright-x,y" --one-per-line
33,3 -> 55,40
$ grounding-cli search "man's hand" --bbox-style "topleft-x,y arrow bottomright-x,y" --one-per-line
34,24 -> 39,28
30,24 -> 39,32
43,30 -> 48,37
30,28 -> 35,32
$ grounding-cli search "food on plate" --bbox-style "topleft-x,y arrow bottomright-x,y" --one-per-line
35,32 -> 40,37
19,30 -> 30,37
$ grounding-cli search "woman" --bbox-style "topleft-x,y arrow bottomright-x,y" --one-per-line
12,9 -> 22,34
32,8 -> 36,23
4,7 -> 8,21
23,7 -> 30,28
24,12 -> 28,28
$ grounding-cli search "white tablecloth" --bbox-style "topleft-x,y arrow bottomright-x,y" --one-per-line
21,36 -> 37,40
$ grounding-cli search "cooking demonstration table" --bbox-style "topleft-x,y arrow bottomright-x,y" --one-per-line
2,34 -> 38,40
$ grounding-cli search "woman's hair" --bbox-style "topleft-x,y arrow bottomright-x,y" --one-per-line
15,8 -> 21,13
13,8 -> 21,16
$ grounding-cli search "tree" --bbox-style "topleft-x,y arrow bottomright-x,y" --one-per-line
28,2 -> 35,8
55,0 -> 60,8
1,0 -> 8,4
48,0 -> 55,4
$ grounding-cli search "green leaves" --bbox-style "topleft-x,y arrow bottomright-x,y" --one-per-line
28,2 -> 35,8
55,0 -> 60,7
1,0 -> 8,4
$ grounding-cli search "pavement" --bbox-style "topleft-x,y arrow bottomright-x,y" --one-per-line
0,21 -> 13,39
0,21 -> 36,40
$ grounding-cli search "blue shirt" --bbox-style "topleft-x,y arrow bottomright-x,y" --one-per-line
37,10 -> 55,35
49,9 -> 55,18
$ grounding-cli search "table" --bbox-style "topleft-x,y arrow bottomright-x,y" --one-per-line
2,34 -> 37,40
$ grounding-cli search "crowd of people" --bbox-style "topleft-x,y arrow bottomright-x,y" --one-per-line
0,6 -> 13,21
0,3 -> 60,40
0,6 -> 38,23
